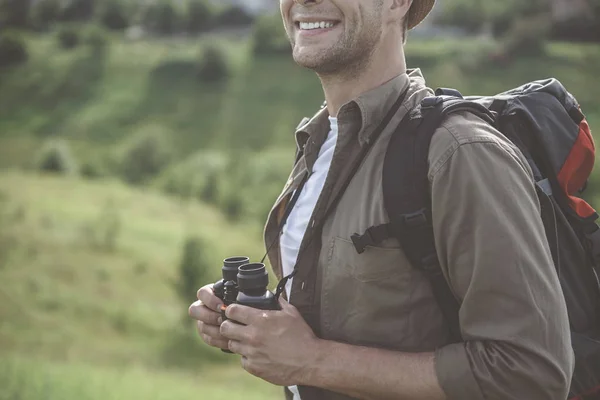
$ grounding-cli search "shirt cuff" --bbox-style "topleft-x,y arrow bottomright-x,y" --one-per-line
434,342 -> 485,400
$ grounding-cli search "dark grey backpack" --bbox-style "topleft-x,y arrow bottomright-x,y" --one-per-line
351,79 -> 600,399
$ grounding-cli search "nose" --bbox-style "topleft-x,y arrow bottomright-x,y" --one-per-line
293,0 -> 323,4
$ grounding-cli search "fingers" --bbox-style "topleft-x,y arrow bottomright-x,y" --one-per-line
189,300 -> 222,325
197,284 -> 222,312
224,304 -> 262,325
197,321 -> 229,350
220,319 -> 253,343
229,340 -> 253,357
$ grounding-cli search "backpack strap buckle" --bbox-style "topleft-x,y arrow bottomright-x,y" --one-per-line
402,209 -> 429,227
351,224 -> 393,254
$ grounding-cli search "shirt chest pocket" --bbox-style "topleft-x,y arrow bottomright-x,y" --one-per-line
320,236 -> 418,349
331,237 -> 411,282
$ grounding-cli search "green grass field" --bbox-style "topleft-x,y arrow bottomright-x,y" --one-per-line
0,170 -> 282,399
0,356 -> 281,400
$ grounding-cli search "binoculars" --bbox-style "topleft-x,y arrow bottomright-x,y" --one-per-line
213,256 -> 280,353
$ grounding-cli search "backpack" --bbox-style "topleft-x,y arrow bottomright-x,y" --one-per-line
349,79 -> 600,400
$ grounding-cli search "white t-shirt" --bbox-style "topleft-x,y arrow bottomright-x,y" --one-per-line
279,116 -> 338,400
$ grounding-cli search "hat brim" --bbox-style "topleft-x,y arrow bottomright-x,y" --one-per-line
408,0 -> 435,30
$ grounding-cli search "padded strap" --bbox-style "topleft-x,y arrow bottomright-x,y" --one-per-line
380,95 -> 496,342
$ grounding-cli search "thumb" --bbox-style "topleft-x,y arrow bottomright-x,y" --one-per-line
278,296 -> 298,314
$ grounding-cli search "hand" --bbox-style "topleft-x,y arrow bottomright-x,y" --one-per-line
220,297 -> 321,387
188,284 -> 229,350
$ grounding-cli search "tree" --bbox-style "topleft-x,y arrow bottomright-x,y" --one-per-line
59,0 -> 96,22
99,0 -> 129,31
186,0 -> 213,33
0,32 -> 28,68
0,0 -> 32,29
31,0 -> 61,31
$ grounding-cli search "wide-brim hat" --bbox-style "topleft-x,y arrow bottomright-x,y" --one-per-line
408,0 -> 436,30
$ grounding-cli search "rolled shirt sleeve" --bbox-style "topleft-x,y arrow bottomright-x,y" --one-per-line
429,115 -> 575,400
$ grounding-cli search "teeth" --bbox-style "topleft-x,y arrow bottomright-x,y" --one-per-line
299,21 -> 335,30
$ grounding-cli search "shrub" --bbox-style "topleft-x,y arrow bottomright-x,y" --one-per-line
199,171 -> 219,204
214,5 -> 254,28
31,0 -> 60,30
82,24 -> 109,52
80,158 -> 107,179
197,43 -> 230,82
99,0 -> 129,31
0,32 -> 28,68
223,195 -> 243,221
35,139 -> 79,175
118,128 -> 173,185
186,0 -> 213,33
141,1 -> 181,35
156,150 -> 227,200
176,235 -> 211,304
58,0 -> 96,22
57,25 -> 80,49
0,0 -> 33,29
501,15 -> 550,58
252,14 -> 290,55
433,0 -> 486,34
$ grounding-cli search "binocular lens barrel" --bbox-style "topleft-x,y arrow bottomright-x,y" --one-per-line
237,263 -> 269,291
222,256 -> 250,282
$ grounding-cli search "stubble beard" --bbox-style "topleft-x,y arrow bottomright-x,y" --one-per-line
289,7 -> 383,79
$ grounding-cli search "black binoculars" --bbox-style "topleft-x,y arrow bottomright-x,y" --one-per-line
213,256 -> 280,353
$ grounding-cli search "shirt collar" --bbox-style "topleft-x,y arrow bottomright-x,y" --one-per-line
294,70 -> 421,149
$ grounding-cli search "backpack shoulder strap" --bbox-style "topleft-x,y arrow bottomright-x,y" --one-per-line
381,91 -> 495,342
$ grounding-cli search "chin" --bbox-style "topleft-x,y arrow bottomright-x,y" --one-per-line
292,49 -> 334,72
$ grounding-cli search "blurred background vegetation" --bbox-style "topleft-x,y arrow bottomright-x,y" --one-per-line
0,0 -> 599,399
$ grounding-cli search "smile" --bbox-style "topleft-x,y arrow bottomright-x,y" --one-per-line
298,21 -> 336,30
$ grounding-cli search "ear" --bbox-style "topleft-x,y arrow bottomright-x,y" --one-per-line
386,0 -> 413,26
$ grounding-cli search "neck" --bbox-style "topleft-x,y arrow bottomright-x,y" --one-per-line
319,44 -> 407,117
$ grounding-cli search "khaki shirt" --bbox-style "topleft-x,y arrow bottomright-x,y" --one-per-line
264,69 -> 574,400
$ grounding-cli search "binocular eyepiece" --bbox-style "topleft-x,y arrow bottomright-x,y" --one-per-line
213,256 -> 280,354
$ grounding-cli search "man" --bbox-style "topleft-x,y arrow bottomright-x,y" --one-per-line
189,0 -> 575,399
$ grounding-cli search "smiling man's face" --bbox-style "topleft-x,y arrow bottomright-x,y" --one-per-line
280,0 -> 385,75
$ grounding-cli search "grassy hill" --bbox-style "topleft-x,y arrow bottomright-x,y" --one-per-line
0,169 -> 281,399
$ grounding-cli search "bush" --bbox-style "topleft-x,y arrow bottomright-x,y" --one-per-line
0,0 -> 33,29
156,150 -> 227,201
141,1 -> 181,35
58,0 -> 96,22
501,15 -> 550,57
214,5 -> 254,28
31,0 -> 60,30
197,43 -> 230,82
223,195 -> 243,221
252,14 -> 290,55
0,32 -> 28,68
433,0 -> 486,34
35,139 -> 79,175
199,171 -> 219,204
176,235 -> 211,304
118,128 -> 173,185
99,0 -> 129,31
186,0 -> 213,33
57,25 -> 80,49
82,24 -> 109,52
